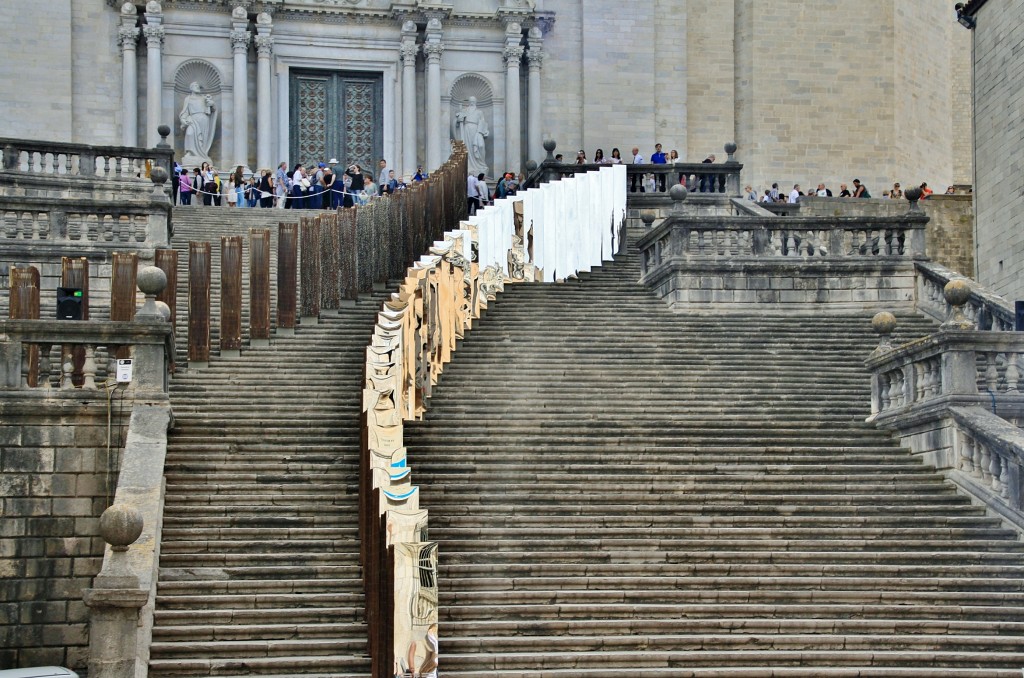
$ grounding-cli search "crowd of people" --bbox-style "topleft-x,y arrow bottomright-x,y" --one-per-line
466,170 -> 525,215
747,180 -> 959,204
171,157 -> 427,209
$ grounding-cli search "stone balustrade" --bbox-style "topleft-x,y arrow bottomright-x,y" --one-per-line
1,136 -> 172,182
867,284 -> 1024,529
0,319 -> 173,395
915,260 -> 1015,330
638,201 -> 928,310
0,136 -> 173,261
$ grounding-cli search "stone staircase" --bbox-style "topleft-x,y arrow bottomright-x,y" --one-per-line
148,206 -> 378,677
403,236 -> 1024,676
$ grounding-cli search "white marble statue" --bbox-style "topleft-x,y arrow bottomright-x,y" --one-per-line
454,96 -> 489,177
179,81 -> 217,166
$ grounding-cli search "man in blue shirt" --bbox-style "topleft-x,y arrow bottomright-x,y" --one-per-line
651,143 -> 667,191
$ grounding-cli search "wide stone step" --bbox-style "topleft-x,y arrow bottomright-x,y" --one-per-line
439,631 -> 1024,653
153,605 -> 364,625
158,578 -> 361,595
159,565 -> 361,581
147,653 -> 370,677
439,573 -> 1024,593
155,591 -> 363,609
436,649 -> 1024,671
439,601 -> 1024,623
150,621 -> 365,642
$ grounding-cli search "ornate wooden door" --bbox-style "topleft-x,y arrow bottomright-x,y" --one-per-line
289,70 -> 382,171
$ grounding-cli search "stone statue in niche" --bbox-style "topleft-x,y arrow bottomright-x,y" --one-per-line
179,82 -> 218,167
454,97 -> 489,177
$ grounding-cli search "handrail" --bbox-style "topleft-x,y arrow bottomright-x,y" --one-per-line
0,136 -> 172,181
360,164 -> 626,677
866,287 -> 1024,530
915,260 -> 1016,330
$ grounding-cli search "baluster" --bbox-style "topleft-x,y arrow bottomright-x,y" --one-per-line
914,362 -> 925,401
929,358 -> 941,396
990,453 -> 1005,497
1006,353 -> 1021,393
978,443 -> 992,482
985,353 -> 999,392
696,229 -> 706,255
82,345 -> 97,390
61,347 -> 74,389
770,229 -> 782,256
787,232 -> 798,257
958,431 -> 975,473
879,373 -> 892,411
38,343 -> 52,390
895,370 -> 907,407
887,372 -> 901,408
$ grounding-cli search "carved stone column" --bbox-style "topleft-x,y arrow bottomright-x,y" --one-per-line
142,1 -> 165,148
400,22 -> 419,178
423,18 -> 444,172
526,27 -> 544,166
503,22 -> 524,174
230,8 -> 251,170
118,4 -> 140,147
255,13 -> 274,171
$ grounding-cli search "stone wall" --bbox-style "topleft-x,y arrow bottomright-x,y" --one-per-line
0,0 -> 74,142
0,396 -> 129,669
798,195 -> 975,278
972,0 -> 1024,303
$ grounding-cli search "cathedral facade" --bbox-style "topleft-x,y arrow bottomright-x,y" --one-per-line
2,0 -> 971,193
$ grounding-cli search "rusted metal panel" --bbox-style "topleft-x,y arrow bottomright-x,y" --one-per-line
300,217 -> 321,319
9,266 -> 40,386
339,207 -> 359,301
277,223 -> 298,330
249,228 -> 271,340
61,257 -> 89,386
220,236 -> 243,352
320,213 -> 341,310
188,241 -> 211,363
110,252 -> 138,322
155,248 -> 179,329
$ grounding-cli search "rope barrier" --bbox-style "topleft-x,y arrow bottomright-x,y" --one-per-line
177,180 -> 412,204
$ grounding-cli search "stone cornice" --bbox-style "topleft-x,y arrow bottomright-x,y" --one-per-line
107,0 -> 548,31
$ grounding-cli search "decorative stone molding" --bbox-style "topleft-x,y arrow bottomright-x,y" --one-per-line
503,45 -> 525,64
173,60 -> 223,95
399,41 -> 419,62
254,34 -> 274,57
142,24 -> 165,46
118,25 -> 140,51
230,29 -> 251,53
422,41 -> 444,63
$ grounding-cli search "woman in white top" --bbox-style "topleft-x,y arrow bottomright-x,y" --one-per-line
289,164 -> 306,209
608,148 -> 623,165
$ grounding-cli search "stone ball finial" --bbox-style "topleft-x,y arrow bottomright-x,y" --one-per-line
157,124 -> 171,140
543,139 -> 556,153
146,0 -> 162,14
943,279 -> 971,307
121,2 -> 137,15
137,265 -> 168,297
155,300 -> 172,322
99,504 -> 144,550
724,142 -> 737,155
150,165 -> 168,186
525,160 -> 538,172
641,211 -> 656,228
669,184 -> 688,203
872,311 -> 897,337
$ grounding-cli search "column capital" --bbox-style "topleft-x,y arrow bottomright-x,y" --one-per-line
400,42 -> 419,63
230,29 -> 251,54
423,41 -> 444,64
526,47 -> 544,71
142,24 -> 165,47
504,45 -> 525,65
254,34 -> 274,57
118,25 -> 140,51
